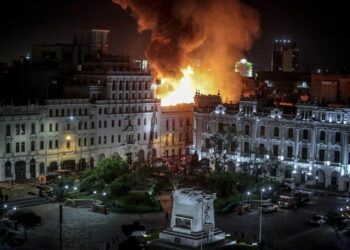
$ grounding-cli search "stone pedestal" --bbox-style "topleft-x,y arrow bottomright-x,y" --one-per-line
159,188 -> 225,248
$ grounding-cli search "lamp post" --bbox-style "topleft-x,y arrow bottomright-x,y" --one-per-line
315,176 -> 319,188
74,187 -> 77,199
259,187 -> 272,245
247,191 -> 251,205
57,175 -> 68,250
3,204 -> 7,217
93,190 -> 97,204
259,188 -> 265,244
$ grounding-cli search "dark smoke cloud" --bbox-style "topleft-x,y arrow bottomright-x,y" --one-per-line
113,0 -> 260,102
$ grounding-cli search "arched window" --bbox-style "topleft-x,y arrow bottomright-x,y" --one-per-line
274,127 -> 279,137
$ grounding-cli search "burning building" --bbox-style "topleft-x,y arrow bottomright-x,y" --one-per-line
113,0 -> 260,106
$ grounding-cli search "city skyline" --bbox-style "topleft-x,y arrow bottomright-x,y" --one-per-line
0,0 -> 349,72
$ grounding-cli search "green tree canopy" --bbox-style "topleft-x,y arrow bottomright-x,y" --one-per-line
9,211 -> 41,241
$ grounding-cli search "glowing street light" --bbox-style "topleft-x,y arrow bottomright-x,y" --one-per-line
3,204 -> 7,217
93,190 -> 97,204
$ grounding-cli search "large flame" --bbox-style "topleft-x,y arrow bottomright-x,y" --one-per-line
159,66 -> 196,106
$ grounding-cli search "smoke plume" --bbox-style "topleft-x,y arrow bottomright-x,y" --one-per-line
113,0 -> 260,102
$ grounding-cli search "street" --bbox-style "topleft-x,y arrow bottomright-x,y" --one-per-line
216,194 -> 350,250
2,193 -> 349,250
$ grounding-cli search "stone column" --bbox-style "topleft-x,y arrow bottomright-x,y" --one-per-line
25,160 -> 31,179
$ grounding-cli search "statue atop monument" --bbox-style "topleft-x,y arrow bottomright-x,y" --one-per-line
159,188 -> 225,248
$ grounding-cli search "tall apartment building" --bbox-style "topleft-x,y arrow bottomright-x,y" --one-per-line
0,29 -> 195,181
272,39 -> 299,72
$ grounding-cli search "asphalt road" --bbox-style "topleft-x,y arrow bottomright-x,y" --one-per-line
215,194 -> 350,250
2,193 -> 349,250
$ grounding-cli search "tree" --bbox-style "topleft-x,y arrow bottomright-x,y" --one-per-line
81,156 -> 131,192
9,211 -> 41,241
208,125 -> 238,172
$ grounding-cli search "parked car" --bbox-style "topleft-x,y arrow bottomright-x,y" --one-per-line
310,215 -> 327,226
294,191 -> 310,204
262,203 -> 278,213
278,195 -> 297,209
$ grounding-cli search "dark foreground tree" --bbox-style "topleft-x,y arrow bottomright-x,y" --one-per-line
9,211 -> 41,241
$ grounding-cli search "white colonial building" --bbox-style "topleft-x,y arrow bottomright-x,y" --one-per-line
194,97 -> 350,192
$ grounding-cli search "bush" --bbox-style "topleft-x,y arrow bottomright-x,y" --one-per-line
115,192 -> 160,213
109,174 -> 132,196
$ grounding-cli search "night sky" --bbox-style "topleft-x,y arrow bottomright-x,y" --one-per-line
0,0 -> 349,72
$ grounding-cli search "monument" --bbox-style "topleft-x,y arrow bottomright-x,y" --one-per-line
159,188 -> 225,248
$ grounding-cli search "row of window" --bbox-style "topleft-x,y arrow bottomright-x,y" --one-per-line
49,108 -> 88,117
243,124 -> 347,143
164,133 -> 190,145
165,119 -> 191,130
111,82 -> 151,91
242,142 -> 347,163
98,105 -> 155,115
110,92 -> 154,101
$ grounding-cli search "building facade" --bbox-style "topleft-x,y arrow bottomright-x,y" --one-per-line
194,98 -> 350,192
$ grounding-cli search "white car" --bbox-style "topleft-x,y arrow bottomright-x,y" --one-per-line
309,215 -> 327,226
262,203 -> 278,213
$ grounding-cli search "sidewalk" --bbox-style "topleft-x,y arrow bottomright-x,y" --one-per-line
297,184 -> 350,199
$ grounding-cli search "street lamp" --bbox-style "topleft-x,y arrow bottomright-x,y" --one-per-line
13,206 -> 17,211
315,176 -> 319,188
3,204 -> 7,217
247,191 -> 251,205
93,191 -> 97,204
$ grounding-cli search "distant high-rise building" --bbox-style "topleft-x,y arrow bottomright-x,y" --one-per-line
235,58 -> 253,77
272,39 -> 299,72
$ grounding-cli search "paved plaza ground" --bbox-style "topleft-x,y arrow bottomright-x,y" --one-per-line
1,192 -> 349,250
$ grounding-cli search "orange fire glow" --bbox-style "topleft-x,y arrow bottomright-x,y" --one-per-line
157,65 -> 219,106
158,66 -> 195,106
